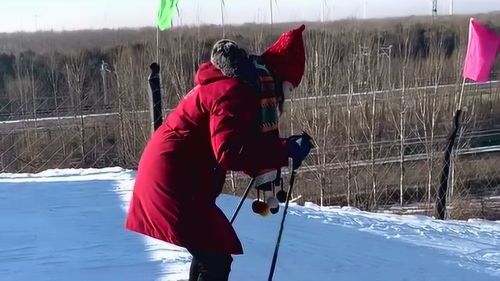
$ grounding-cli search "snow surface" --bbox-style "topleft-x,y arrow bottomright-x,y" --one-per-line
1,167 -> 499,281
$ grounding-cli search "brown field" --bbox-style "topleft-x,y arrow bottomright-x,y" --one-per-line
1,13 -> 500,219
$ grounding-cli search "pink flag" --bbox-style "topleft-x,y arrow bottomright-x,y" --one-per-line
462,18 -> 500,82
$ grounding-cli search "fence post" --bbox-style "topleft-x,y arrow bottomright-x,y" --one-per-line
436,109 -> 462,220
148,63 -> 163,133
100,60 -> 110,106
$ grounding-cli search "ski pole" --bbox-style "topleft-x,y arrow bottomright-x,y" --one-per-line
267,168 -> 297,281
268,132 -> 313,281
230,177 -> 255,224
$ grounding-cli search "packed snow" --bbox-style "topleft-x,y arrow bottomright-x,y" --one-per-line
1,168 -> 499,281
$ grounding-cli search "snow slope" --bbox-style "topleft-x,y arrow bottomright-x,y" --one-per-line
1,168 -> 499,281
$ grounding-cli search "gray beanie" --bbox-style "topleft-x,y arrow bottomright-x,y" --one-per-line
210,39 -> 249,78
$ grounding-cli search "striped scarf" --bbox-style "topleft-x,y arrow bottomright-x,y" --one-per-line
252,56 -> 280,134
250,56 -> 282,190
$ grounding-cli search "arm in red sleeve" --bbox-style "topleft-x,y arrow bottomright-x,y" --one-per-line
209,85 -> 288,172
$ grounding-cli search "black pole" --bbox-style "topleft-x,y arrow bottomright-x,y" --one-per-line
148,63 -> 162,132
436,109 -> 462,220
267,132 -> 314,280
268,170 -> 296,281
230,177 -> 255,224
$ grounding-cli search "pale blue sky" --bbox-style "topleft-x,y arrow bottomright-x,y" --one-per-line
0,0 -> 497,32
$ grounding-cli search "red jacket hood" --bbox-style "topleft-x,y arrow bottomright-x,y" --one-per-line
194,62 -> 229,85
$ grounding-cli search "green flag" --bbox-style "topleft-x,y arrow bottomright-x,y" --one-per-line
157,0 -> 179,31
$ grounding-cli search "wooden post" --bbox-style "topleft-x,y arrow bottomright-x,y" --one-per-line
148,63 -> 163,133
436,109 -> 462,220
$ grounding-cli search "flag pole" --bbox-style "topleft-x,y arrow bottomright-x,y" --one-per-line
220,0 -> 225,37
156,26 -> 160,63
436,76 -> 466,220
270,0 -> 274,25
457,77 -> 466,109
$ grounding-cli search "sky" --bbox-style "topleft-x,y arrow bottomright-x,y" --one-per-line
0,0 -> 498,32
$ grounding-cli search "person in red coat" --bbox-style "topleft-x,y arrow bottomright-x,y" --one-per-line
125,25 -> 311,281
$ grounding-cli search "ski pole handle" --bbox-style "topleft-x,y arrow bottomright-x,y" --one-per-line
301,131 -> 315,148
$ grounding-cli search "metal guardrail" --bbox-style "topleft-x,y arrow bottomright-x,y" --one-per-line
2,80 -> 499,132
0,110 -> 149,133
292,80 -> 500,102
225,144 -> 500,181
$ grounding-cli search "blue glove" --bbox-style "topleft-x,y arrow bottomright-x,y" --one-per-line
287,134 -> 313,170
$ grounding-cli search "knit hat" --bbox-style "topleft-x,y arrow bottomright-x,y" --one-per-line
210,39 -> 259,86
261,24 -> 306,87
211,39 -> 247,77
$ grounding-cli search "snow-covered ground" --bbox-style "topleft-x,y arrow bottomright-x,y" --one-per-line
1,168 -> 499,281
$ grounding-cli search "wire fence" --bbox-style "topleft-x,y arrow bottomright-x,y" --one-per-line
1,22 -> 500,219
1,73 -> 499,220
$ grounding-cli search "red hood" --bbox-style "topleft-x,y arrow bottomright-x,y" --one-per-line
194,62 -> 229,85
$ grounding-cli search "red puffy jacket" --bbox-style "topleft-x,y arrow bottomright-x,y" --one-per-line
125,62 -> 289,254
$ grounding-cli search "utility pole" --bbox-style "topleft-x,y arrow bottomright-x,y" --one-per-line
34,14 -> 39,31
320,0 -> 330,23
100,61 -> 111,105
449,0 -> 453,15
363,0 -> 368,19
432,0 -> 438,18
270,0 -> 274,25
220,0 -> 225,37
321,0 -> 325,22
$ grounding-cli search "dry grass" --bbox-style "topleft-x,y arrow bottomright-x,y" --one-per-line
1,14 -> 500,219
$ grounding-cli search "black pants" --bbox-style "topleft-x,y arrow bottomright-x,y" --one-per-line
188,250 -> 233,281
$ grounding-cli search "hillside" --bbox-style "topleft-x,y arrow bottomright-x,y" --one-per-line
0,168 -> 499,280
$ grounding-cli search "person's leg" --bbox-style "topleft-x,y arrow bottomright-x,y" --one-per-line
189,253 -> 201,281
188,250 -> 233,281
